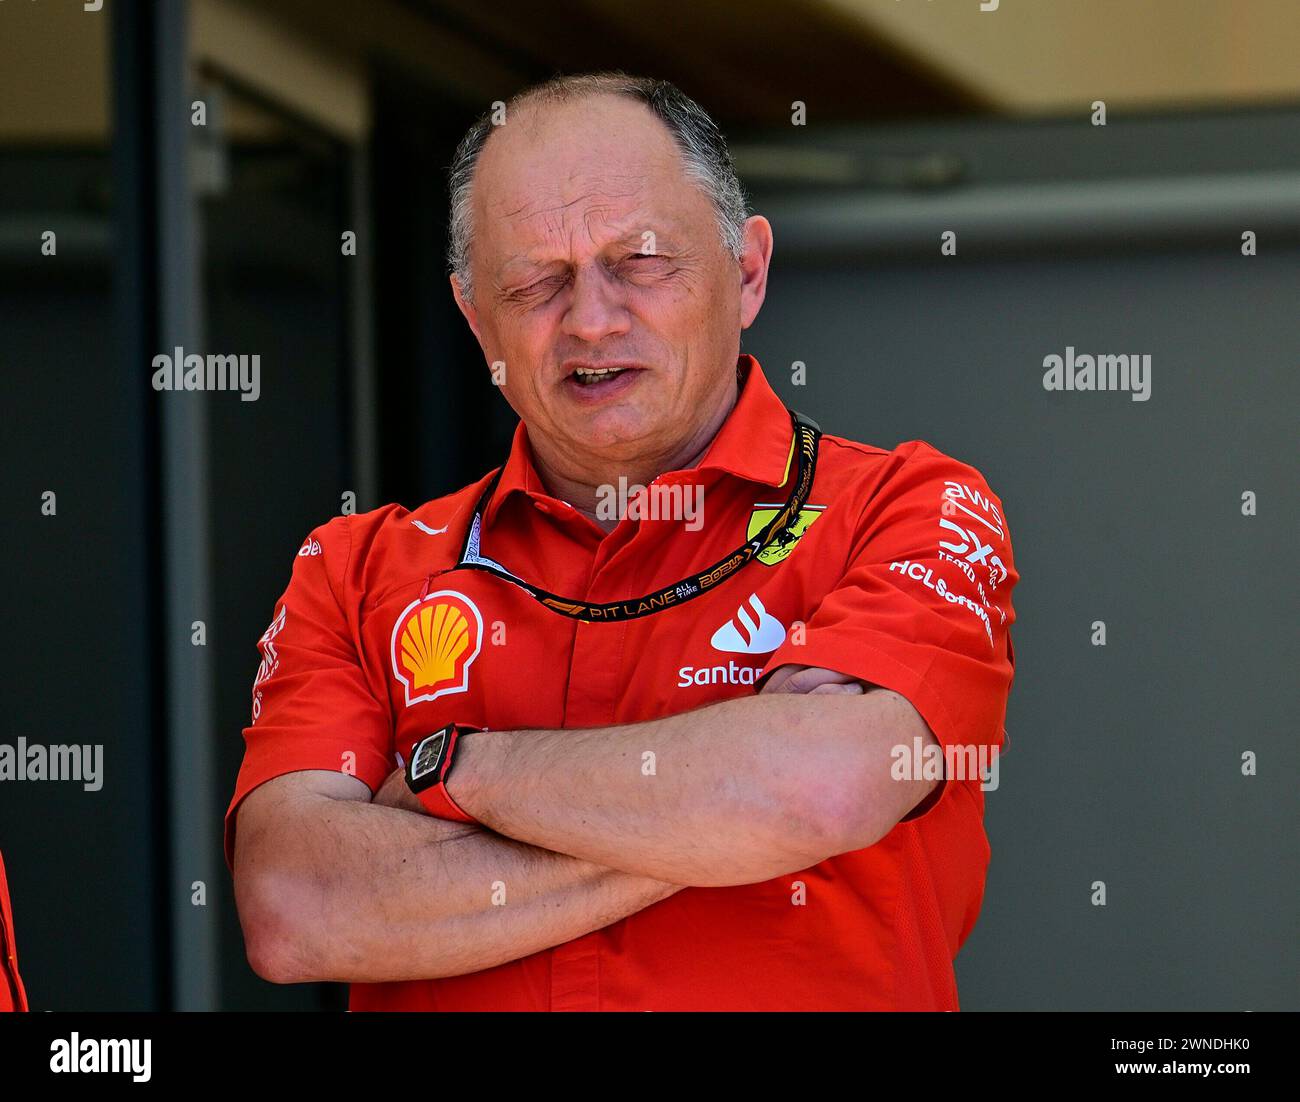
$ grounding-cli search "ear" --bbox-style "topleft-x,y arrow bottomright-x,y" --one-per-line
450,274 -> 483,344
737,215 -> 774,330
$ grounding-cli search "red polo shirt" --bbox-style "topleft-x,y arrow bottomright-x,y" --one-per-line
0,849 -> 29,1012
225,354 -> 1018,1010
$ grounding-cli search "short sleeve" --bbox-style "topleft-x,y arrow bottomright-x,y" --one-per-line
223,517 -> 394,871
760,441 -> 1018,820
0,849 -> 28,1012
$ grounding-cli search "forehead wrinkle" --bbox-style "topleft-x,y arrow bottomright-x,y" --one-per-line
500,189 -> 588,224
502,197 -> 664,269
484,141 -> 693,277
581,202 -> 639,248
493,160 -> 641,212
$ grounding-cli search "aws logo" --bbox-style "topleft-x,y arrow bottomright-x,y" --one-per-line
390,590 -> 483,707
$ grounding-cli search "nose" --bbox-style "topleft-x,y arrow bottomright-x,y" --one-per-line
560,261 -> 631,344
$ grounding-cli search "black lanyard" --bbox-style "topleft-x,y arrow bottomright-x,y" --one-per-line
455,409 -> 821,622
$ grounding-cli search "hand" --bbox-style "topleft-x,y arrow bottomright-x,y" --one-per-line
760,664 -> 866,695
372,766 -> 428,815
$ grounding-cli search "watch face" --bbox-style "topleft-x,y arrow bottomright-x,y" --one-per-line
410,727 -> 450,790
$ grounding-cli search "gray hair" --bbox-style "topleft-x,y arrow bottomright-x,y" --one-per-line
446,71 -> 750,304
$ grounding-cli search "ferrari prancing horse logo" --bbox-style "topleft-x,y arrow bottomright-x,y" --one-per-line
748,504 -> 825,566
390,590 -> 483,707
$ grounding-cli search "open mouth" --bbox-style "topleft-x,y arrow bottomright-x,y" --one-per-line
570,365 -> 635,386
563,364 -> 646,399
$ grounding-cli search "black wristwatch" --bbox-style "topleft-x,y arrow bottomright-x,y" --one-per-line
405,723 -> 481,823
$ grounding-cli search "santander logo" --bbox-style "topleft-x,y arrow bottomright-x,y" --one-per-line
677,594 -> 787,689
709,593 -> 786,654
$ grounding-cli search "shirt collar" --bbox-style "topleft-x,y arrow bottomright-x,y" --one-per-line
482,353 -> 794,525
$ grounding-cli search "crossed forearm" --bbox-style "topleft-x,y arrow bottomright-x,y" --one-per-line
442,691 -> 906,887
244,683 -> 925,981
240,785 -> 680,984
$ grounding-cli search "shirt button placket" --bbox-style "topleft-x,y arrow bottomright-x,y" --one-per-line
550,553 -> 628,1010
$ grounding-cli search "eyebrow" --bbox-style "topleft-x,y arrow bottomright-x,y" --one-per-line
499,233 -> 679,278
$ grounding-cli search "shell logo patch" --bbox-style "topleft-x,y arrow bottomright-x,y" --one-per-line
390,590 -> 483,707
748,505 -> 825,566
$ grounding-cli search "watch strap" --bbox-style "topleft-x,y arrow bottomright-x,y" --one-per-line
406,724 -> 479,824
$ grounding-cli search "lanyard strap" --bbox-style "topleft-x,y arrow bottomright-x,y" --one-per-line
455,409 -> 821,622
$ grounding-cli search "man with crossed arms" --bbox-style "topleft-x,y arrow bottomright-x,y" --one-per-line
227,72 -> 1018,1011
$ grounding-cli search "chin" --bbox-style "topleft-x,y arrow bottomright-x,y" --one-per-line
570,411 -> 661,455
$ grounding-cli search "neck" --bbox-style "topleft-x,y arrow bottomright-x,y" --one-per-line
532,382 -> 740,534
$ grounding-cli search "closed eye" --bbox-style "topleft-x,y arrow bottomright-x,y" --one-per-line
513,274 -> 567,298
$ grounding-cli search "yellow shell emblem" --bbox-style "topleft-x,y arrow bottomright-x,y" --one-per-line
391,591 -> 483,706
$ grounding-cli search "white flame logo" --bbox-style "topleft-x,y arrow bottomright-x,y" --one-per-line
710,593 -> 786,654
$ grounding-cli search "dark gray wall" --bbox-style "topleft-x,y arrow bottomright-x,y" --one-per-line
751,244 -> 1298,1010
202,136 -> 354,1010
0,266 -> 166,1010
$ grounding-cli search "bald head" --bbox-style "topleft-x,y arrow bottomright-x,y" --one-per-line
447,72 -> 748,305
